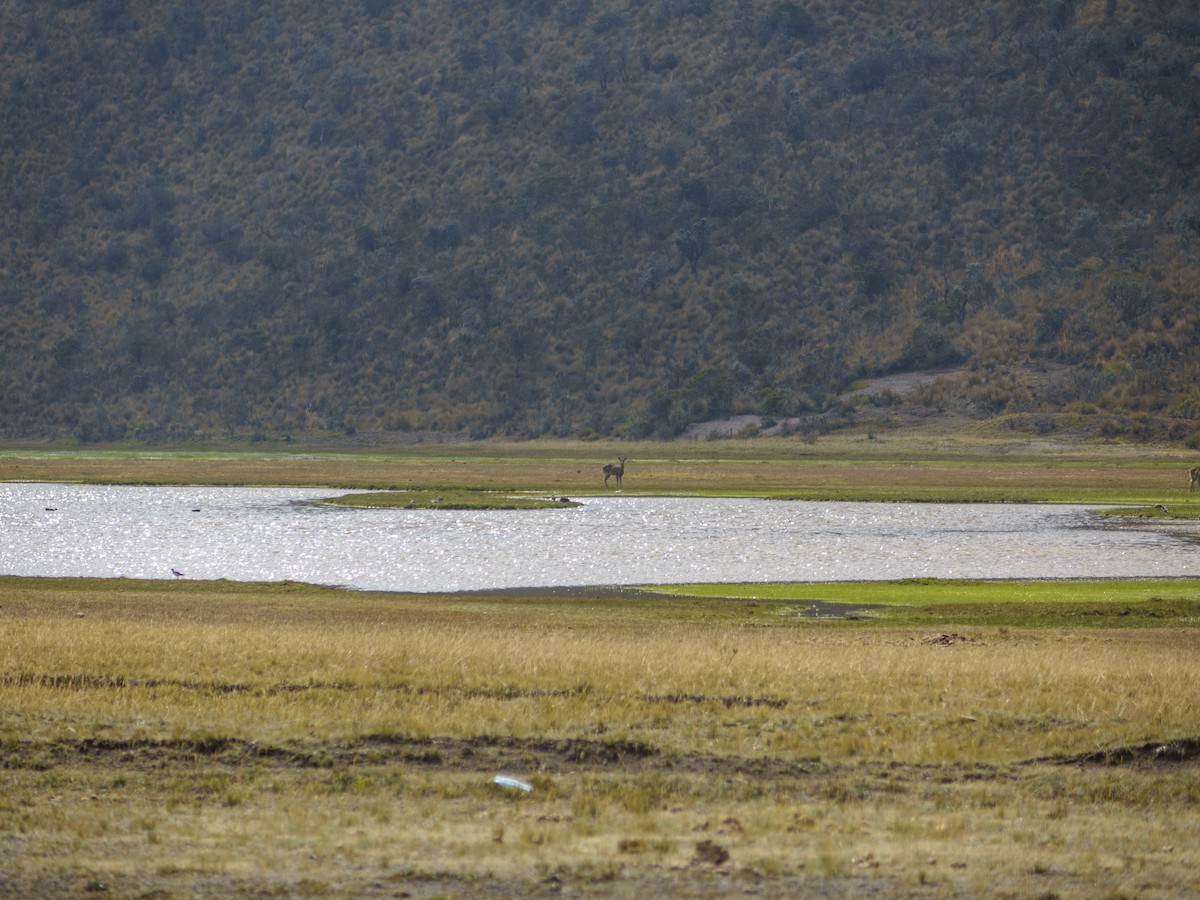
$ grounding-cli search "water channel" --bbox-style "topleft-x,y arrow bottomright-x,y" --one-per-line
1,483 -> 1197,592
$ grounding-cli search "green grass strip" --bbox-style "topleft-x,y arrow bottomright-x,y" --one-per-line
643,577 -> 1200,606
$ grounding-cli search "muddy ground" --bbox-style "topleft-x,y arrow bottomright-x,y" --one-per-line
9,732 -> 1200,778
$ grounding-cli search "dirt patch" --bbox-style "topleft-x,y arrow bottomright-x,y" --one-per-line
691,839 -> 731,867
843,367 -> 966,399
1052,737 -> 1200,768
919,632 -> 984,646
681,415 -> 766,440
680,367 -> 965,440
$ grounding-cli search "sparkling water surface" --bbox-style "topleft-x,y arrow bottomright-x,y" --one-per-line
2,483 -> 1197,592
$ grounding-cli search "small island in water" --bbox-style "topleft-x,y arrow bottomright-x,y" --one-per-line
318,490 -> 580,511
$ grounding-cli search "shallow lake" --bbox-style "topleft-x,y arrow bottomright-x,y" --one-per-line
1,483 -> 1197,592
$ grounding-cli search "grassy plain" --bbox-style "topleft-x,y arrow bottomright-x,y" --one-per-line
1,577 -> 1198,897
2,440 -> 1200,896
2,433 -> 1200,504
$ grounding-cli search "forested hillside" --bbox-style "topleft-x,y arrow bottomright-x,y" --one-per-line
2,0 -> 1199,442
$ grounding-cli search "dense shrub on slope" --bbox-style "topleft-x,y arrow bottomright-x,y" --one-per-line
1,0 -> 1197,441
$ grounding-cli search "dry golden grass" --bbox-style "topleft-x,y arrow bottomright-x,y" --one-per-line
2,577 -> 1198,896
4,590 -> 1195,759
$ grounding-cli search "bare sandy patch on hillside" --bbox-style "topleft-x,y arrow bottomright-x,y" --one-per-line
682,367 -> 965,441
842,367 -> 965,399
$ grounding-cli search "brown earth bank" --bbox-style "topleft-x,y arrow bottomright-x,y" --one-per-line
6,733 -> 1200,779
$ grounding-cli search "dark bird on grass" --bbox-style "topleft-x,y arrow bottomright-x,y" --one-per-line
171,568 -> 185,578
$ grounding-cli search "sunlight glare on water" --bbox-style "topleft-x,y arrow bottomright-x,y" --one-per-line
1,483 -> 1198,592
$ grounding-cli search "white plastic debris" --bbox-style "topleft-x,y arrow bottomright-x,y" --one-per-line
492,775 -> 533,793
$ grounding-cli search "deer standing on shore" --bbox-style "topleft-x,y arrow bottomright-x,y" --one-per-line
603,457 -> 627,488
1189,466 -> 1200,491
